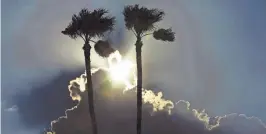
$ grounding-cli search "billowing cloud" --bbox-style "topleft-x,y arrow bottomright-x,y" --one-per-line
49,69 -> 266,134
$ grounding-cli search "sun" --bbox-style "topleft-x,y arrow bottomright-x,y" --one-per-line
106,50 -> 137,90
106,50 -> 136,88
109,59 -> 133,81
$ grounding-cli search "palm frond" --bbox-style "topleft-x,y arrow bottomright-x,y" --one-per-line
62,15 -> 81,39
123,4 -> 165,34
94,40 -> 115,57
91,15 -> 115,37
123,5 -> 138,30
62,8 -> 115,40
93,8 -> 108,18
153,28 -> 175,42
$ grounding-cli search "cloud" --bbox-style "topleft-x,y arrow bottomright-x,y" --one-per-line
49,69 -> 266,134
1,103 -> 43,134
5,105 -> 18,112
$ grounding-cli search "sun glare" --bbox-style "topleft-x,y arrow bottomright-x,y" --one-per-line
109,60 -> 133,81
107,51 -> 136,90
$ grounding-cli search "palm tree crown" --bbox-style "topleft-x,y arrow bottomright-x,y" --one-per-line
62,8 -> 115,41
123,4 -> 174,41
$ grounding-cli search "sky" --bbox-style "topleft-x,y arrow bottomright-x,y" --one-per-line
1,0 -> 266,134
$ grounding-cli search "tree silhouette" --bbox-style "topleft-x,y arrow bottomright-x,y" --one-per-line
123,4 -> 175,134
62,8 -> 115,134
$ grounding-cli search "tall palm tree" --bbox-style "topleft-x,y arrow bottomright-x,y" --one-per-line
123,4 -> 175,134
62,8 -> 115,134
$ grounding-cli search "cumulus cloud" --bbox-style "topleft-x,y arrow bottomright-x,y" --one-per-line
5,105 -> 19,112
49,69 -> 266,134
68,68 -> 100,101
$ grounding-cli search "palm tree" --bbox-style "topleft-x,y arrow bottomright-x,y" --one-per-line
62,8 -> 115,134
123,4 -> 175,134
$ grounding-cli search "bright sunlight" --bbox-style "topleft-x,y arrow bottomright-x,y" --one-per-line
109,60 -> 133,81
107,51 -> 136,90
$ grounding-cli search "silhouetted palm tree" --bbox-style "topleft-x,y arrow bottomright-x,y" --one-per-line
123,4 -> 175,134
62,8 -> 115,134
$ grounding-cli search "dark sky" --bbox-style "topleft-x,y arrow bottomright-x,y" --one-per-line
2,0 -> 266,134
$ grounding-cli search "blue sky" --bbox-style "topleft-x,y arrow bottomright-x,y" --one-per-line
2,0 -> 266,133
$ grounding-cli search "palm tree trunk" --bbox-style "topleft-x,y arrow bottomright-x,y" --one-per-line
83,43 -> 98,134
135,37 -> 143,134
